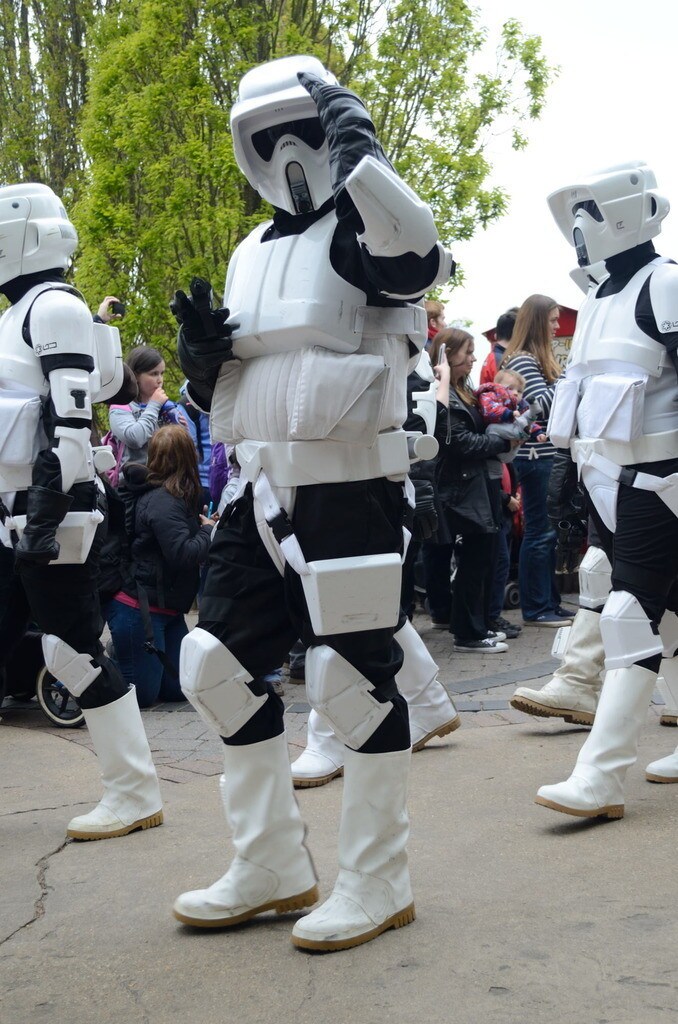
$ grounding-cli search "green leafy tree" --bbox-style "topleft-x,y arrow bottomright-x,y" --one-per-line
1,1 -> 555,382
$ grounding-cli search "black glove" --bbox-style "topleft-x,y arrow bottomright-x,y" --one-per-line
412,479 -> 438,541
555,518 -> 587,575
297,72 -> 393,206
170,278 -> 237,389
546,447 -> 587,532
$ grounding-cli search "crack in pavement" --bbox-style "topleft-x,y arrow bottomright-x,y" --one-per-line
0,802 -> 93,818
0,838 -> 70,946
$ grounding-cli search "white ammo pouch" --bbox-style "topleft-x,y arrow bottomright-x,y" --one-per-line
0,389 -> 42,466
547,378 -> 580,448
11,508 -> 104,565
253,471 -> 401,636
577,373 -> 646,443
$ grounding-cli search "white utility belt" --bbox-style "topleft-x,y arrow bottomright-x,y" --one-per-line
573,441 -> 678,519
235,430 -> 438,489
571,429 -> 678,468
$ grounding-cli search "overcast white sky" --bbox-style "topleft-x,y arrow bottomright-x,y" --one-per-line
446,0 -> 678,366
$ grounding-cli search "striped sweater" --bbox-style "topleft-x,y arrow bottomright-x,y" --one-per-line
501,354 -> 559,459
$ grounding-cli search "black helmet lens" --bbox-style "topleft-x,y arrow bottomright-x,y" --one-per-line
252,118 -> 325,162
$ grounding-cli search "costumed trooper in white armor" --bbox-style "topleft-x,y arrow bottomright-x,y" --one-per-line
170,55 -> 453,951
511,262 -> 677,731
291,349 -> 460,787
531,160 -> 678,818
0,184 -> 162,839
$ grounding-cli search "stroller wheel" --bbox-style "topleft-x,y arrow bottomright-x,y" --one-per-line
504,582 -> 520,609
36,667 -> 85,728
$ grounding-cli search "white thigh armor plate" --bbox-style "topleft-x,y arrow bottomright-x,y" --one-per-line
305,644 -> 393,749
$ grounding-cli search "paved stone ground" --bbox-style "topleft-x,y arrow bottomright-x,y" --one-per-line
1,602 -> 667,780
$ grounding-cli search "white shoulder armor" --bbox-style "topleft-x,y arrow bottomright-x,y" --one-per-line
30,288 -> 95,362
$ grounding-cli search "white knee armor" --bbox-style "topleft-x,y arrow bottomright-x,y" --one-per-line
179,627 -> 267,737
578,545 -> 612,610
305,645 -> 393,750
41,634 -> 102,698
599,590 -> 663,670
659,610 -> 678,658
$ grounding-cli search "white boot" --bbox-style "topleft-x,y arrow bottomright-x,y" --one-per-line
67,687 -> 163,840
292,746 -> 414,952
173,733 -> 318,927
290,620 -> 460,787
396,619 -> 460,750
656,658 -> 678,727
291,710 -> 345,788
511,609 -> 604,726
535,664 -> 657,819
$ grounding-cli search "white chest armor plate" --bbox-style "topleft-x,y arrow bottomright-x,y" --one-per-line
568,260 -> 667,382
550,258 -> 678,465
0,288 -> 51,397
226,211 -> 368,359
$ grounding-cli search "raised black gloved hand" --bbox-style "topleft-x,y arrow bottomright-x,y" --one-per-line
170,278 -> 237,387
412,479 -> 438,541
297,72 -> 393,203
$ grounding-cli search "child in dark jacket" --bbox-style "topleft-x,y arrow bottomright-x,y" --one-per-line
104,426 -> 215,707
476,369 -> 547,474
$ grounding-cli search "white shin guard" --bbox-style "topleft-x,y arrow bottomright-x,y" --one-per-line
173,733 -> 318,927
535,664 -> 657,819
67,687 -> 163,840
290,620 -> 460,788
292,746 -> 414,951
511,609 -> 605,726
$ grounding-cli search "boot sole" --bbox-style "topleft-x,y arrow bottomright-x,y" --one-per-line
173,884 -> 320,928
293,768 -> 344,789
510,696 -> 595,726
645,772 -> 678,783
660,715 -> 678,727
67,809 -> 164,841
412,716 -> 461,753
292,901 -> 416,952
534,795 -> 623,819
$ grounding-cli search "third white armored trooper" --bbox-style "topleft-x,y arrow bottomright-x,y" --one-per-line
170,54 -> 453,951
532,161 -> 678,819
0,183 -> 162,842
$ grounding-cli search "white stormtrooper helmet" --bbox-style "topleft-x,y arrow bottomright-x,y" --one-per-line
548,161 -> 669,267
0,182 -> 78,287
231,54 -> 337,215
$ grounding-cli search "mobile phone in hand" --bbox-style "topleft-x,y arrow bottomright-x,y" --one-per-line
110,301 -> 126,317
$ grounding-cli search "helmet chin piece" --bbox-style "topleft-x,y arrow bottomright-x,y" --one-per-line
0,183 -> 77,288
231,55 -> 336,216
573,226 -> 590,268
547,161 -> 670,265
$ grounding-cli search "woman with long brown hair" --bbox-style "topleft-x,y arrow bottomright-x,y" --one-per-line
431,328 -> 514,652
103,426 -> 215,706
501,294 -> 572,627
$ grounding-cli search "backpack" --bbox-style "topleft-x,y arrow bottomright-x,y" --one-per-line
100,429 -> 126,488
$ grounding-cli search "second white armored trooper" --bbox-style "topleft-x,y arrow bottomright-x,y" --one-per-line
0,183 -> 162,841
532,161 -> 678,819
170,55 -> 453,951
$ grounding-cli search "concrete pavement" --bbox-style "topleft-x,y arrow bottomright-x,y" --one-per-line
2,610 -> 678,1024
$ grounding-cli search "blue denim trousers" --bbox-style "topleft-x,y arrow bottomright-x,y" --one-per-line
514,457 -> 560,620
104,598 -> 187,707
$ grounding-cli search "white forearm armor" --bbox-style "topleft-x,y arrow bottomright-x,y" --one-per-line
345,156 -> 453,296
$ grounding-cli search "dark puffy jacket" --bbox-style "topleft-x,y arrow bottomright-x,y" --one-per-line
121,464 -> 212,613
434,390 -> 510,535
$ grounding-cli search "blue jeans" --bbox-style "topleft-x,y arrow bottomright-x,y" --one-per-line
104,598 -> 187,708
514,457 -> 560,620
